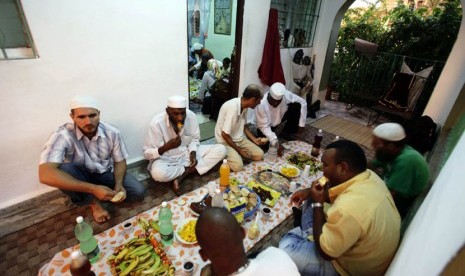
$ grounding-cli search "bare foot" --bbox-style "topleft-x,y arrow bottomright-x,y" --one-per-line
89,200 -> 111,223
172,179 -> 181,196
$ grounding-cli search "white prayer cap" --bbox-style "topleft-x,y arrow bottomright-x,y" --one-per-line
192,43 -> 203,51
270,82 -> 285,100
373,123 -> 406,141
167,95 -> 187,108
70,95 -> 99,110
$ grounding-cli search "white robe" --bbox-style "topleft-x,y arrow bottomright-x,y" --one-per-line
143,110 -> 226,182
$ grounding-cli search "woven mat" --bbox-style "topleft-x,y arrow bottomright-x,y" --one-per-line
310,115 -> 374,148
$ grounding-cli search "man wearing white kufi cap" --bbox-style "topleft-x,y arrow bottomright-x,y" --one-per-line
39,96 -> 146,223
370,122 -> 429,217
254,82 -> 307,156
144,95 -> 226,194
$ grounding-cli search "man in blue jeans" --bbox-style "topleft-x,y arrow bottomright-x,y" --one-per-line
279,140 -> 400,275
39,96 -> 146,223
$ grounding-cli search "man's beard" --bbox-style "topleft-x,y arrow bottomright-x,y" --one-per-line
375,150 -> 396,162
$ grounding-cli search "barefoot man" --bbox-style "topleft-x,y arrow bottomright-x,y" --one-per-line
39,96 -> 146,223
143,95 -> 226,194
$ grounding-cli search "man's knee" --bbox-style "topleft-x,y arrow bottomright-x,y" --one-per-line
150,166 -> 176,182
251,149 -> 264,161
228,159 -> 244,172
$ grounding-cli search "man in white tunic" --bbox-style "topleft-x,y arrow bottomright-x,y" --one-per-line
215,84 -> 266,171
255,82 -> 307,156
144,96 -> 226,194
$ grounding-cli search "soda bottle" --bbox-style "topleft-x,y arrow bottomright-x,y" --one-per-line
311,129 -> 323,157
211,189 -> 224,208
219,159 -> 230,189
158,202 -> 174,246
74,216 -> 100,264
70,251 -> 96,276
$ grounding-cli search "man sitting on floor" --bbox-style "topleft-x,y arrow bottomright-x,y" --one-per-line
370,122 -> 429,217
143,96 -> 226,194
280,140 -> 400,276
255,82 -> 307,157
215,84 -> 266,171
39,96 -> 146,223
196,207 -> 300,276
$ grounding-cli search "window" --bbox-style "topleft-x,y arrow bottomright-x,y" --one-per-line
0,0 -> 38,60
271,0 -> 321,48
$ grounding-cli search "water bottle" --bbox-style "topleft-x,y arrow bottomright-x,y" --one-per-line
211,189 -> 224,208
158,202 -> 174,246
74,216 -> 100,264
311,129 -> 323,157
219,159 -> 230,189
70,251 -> 96,276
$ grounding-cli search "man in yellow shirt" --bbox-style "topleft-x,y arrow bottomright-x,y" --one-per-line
280,140 -> 401,275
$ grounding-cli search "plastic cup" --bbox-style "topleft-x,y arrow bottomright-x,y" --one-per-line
183,260 -> 194,276
262,207 -> 271,220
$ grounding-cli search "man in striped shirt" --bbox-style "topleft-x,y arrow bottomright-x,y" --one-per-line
39,96 -> 146,223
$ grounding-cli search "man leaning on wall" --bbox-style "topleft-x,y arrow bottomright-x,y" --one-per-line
38,96 -> 146,223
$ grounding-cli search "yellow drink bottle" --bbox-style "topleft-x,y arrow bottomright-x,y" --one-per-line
219,159 -> 230,189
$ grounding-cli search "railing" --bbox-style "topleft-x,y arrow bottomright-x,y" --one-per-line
329,50 -> 445,119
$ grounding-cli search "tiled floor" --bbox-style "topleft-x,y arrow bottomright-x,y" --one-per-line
0,100 -> 384,275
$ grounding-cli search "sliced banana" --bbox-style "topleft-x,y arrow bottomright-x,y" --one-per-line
318,177 -> 328,186
111,191 -> 125,202
260,137 -> 269,143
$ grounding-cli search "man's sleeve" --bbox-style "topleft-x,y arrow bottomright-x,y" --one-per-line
143,121 -> 164,160
187,115 -> 200,153
111,131 -> 129,162
255,105 -> 277,142
386,158 -> 416,195
39,129 -> 70,164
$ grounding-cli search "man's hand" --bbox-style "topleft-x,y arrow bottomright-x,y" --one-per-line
238,149 -> 252,159
255,137 -> 267,146
93,185 -> 117,201
166,135 -> 182,151
308,179 -> 327,203
112,186 -> 127,203
291,188 -> 311,206
189,151 -> 198,168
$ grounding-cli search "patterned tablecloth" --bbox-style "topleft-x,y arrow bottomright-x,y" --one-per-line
39,141 -> 322,276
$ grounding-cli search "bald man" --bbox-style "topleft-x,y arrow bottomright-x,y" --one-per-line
196,207 -> 299,276
143,96 -> 226,194
39,96 -> 146,223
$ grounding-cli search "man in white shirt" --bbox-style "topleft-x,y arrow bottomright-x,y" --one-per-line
215,84 -> 266,171
143,96 -> 226,194
196,207 -> 300,276
255,82 -> 307,156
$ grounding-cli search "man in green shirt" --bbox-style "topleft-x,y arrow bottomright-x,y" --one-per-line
370,122 -> 429,217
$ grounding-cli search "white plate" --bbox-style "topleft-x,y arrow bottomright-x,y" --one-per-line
175,218 -> 198,245
279,164 -> 301,178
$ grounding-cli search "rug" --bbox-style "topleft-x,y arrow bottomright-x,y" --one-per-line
199,121 -> 216,141
309,115 -> 374,148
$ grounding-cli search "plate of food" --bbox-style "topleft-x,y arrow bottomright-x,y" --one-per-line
175,219 -> 198,245
286,152 -> 322,175
223,185 -> 261,219
279,164 -> 301,178
255,170 -> 291,193
246,180 -> 282,207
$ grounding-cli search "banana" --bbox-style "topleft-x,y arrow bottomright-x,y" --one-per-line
125,244 -> 149,261
128,237 -> 147,246
130,246 -> 153,258
120,256 -> 140,276
115,247 -> 129,262
137,254 -> 156,270
149,220 -> 160,232
138,251 -> 152,263
141,254 -> 161,275
139,217 -> 150,231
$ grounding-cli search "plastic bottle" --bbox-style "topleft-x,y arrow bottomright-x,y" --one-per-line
211,189 -> 224,208
219,159 -> 230,188
158,202 -> 174,246
70,251 -> 96,276
333,135 -> 340,142
74,216 -> 100,264
311,129 -> 323,157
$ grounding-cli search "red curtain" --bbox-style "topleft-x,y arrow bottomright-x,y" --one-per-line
258,9 -> 286,86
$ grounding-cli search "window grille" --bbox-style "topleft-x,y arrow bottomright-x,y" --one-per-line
0,0 -> 38,60
270,0 -> 321,48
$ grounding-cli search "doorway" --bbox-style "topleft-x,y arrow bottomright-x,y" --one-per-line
187,0 -> 243,141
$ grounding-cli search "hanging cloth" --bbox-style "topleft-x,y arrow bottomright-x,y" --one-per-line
258,9 -> 285,86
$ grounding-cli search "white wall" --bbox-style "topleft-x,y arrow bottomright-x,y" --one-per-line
0,0 -> 188,208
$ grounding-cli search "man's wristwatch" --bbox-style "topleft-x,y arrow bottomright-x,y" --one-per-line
311,202 -> 323,209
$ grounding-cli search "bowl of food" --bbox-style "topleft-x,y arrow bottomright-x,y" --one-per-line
223,185 -> 261,220
175,219 -> 198,245
279,164 -> 300,178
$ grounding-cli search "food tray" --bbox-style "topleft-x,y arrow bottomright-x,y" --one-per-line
246,180 -> 281,207
254,170 -> 291,194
